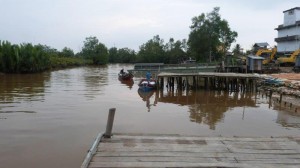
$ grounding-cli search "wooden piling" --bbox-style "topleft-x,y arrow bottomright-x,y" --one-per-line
279,93 -> 283,103
104,108 -> 116,138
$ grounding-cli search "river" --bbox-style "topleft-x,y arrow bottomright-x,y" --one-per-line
0,64 -> 299,168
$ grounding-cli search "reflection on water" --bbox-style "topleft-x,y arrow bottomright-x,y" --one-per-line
277,110 -> 300,128
0,73 -> 50,103
137,89 -> 157,112
119,78 -> 134,89
82,66 -> 108,99
272,98 -> 300,128
157,90 -> 257,129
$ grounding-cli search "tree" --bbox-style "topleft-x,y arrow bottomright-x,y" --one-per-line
232,44 -> 242,56
165,38 -> 186,63
188,7 -> 238,62
81,36 -> 108,65
60,47 -> 74,57
218,20 -> 238,58
117,48 -> 136,63
108,47 -> 118,63
137,35 -> 165,63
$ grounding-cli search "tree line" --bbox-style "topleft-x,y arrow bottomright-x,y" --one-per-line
0,7 -> 239,73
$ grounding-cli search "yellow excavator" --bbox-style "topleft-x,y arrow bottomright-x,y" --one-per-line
255,47 -> 277,65
277,49 -> 300,66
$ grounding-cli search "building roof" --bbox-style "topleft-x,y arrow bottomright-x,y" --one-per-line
253,42 -> 269,47
283,7 -> 300,13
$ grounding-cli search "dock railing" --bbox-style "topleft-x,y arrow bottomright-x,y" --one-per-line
81,108 -> 116,168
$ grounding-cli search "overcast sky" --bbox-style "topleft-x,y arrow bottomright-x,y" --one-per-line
0,0 -> 299,53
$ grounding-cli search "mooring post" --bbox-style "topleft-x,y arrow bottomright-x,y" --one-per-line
104,108 -> 116,138
279,93 -> 283,104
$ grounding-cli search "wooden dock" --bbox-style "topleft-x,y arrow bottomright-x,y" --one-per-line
156,72 -> 260,92
82,133 -> 300,168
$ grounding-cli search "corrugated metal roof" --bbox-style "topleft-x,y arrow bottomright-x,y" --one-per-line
253,42 -> 269,47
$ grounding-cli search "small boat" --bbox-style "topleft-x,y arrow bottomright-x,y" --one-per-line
138,79 -> 156,91
118,70 -> 133,81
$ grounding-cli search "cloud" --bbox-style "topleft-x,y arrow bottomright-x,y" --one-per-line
0,0 -> 299,52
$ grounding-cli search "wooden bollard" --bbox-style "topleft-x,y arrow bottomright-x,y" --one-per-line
104,108 -> 116,138
279,93 -> 283,103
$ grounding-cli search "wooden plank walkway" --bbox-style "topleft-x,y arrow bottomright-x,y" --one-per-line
82,133 -> 300,168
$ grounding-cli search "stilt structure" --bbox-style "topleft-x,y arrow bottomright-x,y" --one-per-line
157,72 -> 259,92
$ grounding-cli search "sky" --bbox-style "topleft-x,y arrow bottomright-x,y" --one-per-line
0,0 -> 299,53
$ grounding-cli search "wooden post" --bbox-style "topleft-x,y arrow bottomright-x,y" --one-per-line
160,77 -> 164,90
279,93 -> 283,103
205,77 -> 208,90
269,90 -> 273,108
104,108 -> 116,138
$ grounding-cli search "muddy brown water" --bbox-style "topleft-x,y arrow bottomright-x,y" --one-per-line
0,64 -> 299,168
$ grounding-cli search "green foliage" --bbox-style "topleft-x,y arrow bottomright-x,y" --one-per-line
49,55 -> 91,68
188,7 -> 238,62
108,47 -> 136,63
81,36 -> 108,65
108,47 -> 118,63
232,44 -> 242,56
137,35 -> 166,63
0,40 -> 93,73
117,48 -> 136,63
60,47 -> 74,57
0,41 -> 50,73
164,38 -> 187,64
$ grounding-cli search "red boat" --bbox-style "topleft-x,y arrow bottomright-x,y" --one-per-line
118,70 -> 133,81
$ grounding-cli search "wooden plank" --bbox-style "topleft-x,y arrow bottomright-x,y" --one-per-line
88,161 -> 241,168
88,162 -> 300,168
110,134 -> 291,142
84,134 -> 300,168
91,156 -> 236,163
92,154 -> 300,162
97,145 -> 228,153
95,150 -> 232,157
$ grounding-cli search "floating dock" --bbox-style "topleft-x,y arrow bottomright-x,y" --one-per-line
82,133 -> 300,168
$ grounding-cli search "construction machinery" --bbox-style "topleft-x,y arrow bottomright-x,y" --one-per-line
255,47 -> 277,65
293,55 -> 300,72
277,49 -> 300,66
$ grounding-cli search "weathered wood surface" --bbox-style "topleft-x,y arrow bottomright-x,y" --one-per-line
85,134 -> 300,168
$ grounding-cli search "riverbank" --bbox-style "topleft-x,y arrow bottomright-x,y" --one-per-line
259,73 -> 300,96
258,72 -> 300,112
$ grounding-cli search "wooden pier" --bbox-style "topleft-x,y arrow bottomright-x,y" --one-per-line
82,133 -> 300,168
156,72 -> 260,92
81,109 -> 300,167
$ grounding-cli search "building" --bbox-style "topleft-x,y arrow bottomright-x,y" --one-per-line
275,7 -> 300,53
253,42 -> 269,49
252,42 -> 269,54
247,55 -> 264,72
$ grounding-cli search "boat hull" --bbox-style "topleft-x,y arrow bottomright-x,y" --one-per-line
118,72 -> 133,80
138,79 -> 156,91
